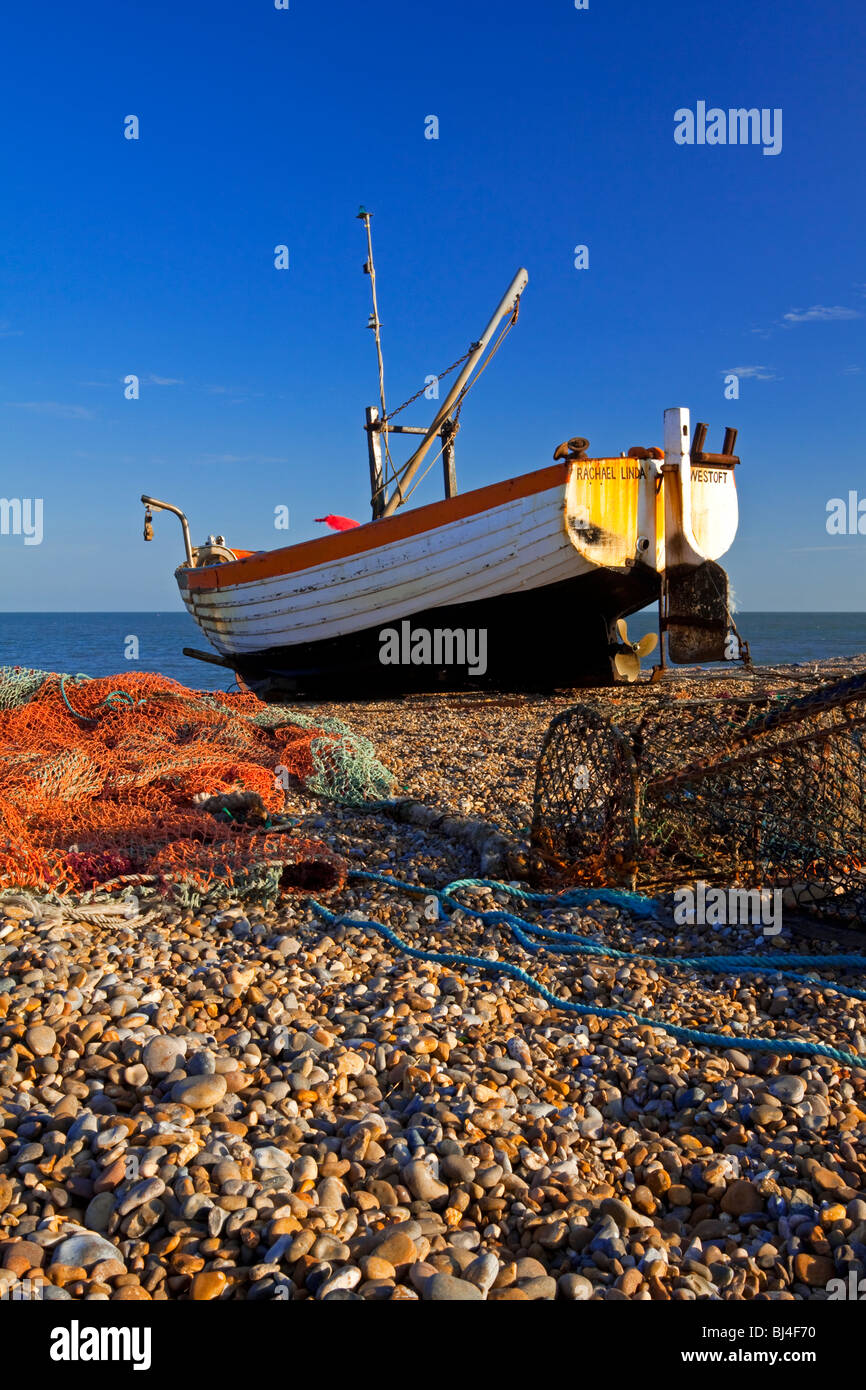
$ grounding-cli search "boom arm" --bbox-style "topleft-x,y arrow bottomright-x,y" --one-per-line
380,267 -> 529,517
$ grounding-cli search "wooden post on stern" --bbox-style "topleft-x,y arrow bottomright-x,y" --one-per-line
366,406 -> 386,519
441,417 -> 458,500
650,573 -> 670,683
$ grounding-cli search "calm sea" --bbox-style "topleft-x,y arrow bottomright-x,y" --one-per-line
0,611 -> 865,694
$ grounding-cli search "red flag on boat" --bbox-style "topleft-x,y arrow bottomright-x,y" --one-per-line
315,514 -> 361,531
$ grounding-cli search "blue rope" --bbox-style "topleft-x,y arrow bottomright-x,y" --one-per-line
59,675 -> 146,725
305,870 -> 866,1070
353,870 -> 866,990
433,877 -> 866,1004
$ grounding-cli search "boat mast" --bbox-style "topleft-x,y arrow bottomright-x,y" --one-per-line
357,207 -> 387,422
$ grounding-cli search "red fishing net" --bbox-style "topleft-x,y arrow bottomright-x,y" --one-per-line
0,670 -> 371,900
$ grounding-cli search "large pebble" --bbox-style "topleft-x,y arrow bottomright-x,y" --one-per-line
25,1025 -> 56,1056
191,1270 -> 228,1300
424,1273 -> 484,1301
373,1232 -> 417,1268
720,1180 -> 763,1216
51,1234 -> 124,1270
769,1075 -> 807,1104
402,1160 -> 449,1203
463,1251 -> 499,1294
84,1192 -> 116,1234
170,1074 -> 227,1109
559,1273 -> 594,1300
143,1036 -> 186,1077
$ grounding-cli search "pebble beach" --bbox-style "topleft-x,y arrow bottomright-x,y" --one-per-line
2,658 -> 866,1303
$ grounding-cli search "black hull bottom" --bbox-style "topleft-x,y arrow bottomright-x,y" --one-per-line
217,565 -> 662,701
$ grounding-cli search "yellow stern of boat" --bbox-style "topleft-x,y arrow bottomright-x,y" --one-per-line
565,457 -> 649,568
565,409 -> 739,574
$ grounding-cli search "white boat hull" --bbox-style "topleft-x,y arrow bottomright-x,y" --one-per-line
172,409 -> 740,695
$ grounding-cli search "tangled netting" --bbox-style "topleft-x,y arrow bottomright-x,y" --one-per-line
531,672 -> 866,926
0,666 -> 393,902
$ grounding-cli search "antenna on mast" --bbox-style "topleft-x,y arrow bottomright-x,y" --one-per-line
357,207 -> 387,423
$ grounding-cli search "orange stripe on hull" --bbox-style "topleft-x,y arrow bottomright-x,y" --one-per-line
183,462 -> 572,592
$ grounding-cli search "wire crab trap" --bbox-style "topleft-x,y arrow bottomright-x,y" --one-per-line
531,672 -> 866,925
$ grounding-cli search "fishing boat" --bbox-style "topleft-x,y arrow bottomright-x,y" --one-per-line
141,212 -> 746,698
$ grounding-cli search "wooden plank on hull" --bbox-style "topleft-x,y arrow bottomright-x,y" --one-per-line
186,492 -> 570,627
182,462 -> 572,592
182,484 -> 590,655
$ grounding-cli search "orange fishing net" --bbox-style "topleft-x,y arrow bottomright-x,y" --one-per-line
0,669 -> 391,900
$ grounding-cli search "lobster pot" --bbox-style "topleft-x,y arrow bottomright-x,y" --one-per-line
531,707 -> 640,885
531,675 -> 866,924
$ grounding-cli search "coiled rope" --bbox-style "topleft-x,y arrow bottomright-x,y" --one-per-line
59,674 -> 146,726
307,871 -> 866,1069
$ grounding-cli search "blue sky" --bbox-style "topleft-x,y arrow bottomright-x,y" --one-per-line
0,0 -> 863,611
